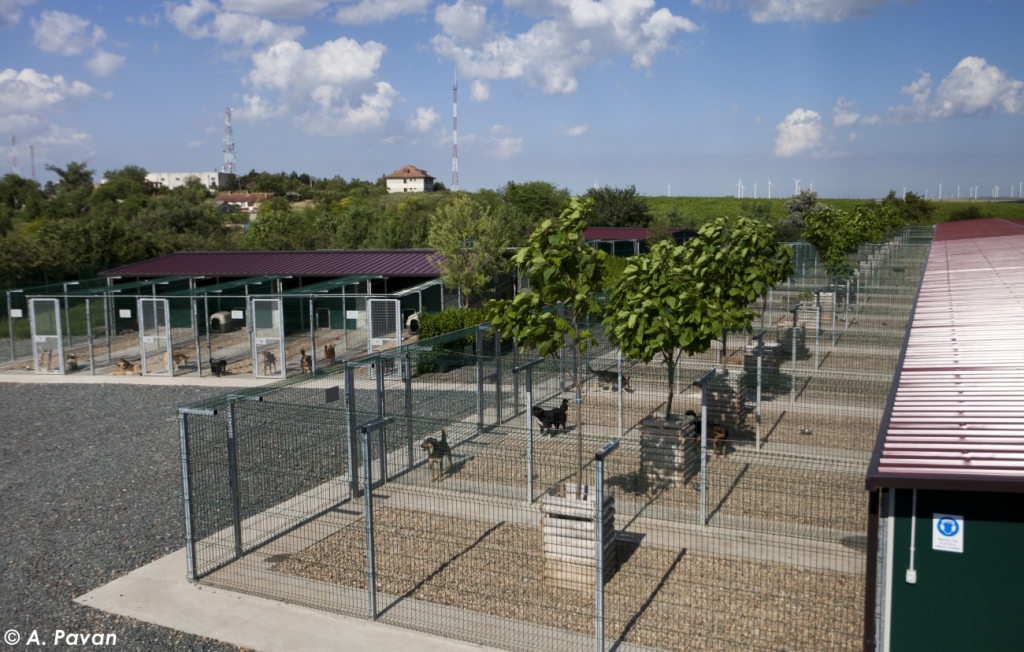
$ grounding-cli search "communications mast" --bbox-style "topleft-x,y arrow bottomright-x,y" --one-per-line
222,108 -> 235,175
10,136 -> 19,176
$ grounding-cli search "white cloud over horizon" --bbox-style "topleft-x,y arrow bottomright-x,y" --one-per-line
691,0 -> 908,24
0,0 -> 34,29
775,108 -> 823,157
166,0 -> 305,47
221,0 -> 329,20
887,57 -> 1024,122
409,106 -> 440,131
470,79 -> 490,101
0,68 -> 98,133
31,10 -> 106,56
432,0 -> 700,95
334,0 -> 430,24
86,50 -> 126,77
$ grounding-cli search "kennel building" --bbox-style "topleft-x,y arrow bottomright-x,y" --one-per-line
583,227 -> 698,257
864,218 -> 1024,651
15,250 -> 454,377
178,226 -> 934,652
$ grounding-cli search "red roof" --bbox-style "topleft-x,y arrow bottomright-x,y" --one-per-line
101,250 -> 441,278
584,227 -> 685,241
867,219 -> 1024,492
385,165 -> 433,180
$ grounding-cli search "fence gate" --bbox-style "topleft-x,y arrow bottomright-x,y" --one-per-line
139,298 -> 173,376
250,297 -> 286,379
366,298 -> 401,355
29,298 -> 64,375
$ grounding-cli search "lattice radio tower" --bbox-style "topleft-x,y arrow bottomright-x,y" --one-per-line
30,145 -> 36,181
451,70 -> 459,191
10,135 -> 19,176
221,108 -> 236,175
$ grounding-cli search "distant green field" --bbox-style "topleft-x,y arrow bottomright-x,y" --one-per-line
646,196 -> 1024,228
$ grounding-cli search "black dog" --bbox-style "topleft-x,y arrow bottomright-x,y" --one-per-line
532,398 -> 569,434
421,429 -> 454,481
210,359 -> 227,377
588,364 -> 630,391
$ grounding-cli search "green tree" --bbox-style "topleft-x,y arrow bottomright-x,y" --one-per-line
776,189 -> 824,241
428,194 -> 510,305
42,162 -> 95,221
882,190 -> 934,224
605,217 -> 792,412
802,204 -> 900,278
584,185 -> 652,228
487,197 -> 607,497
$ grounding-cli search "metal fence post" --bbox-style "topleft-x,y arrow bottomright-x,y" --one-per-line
790,305 -> 799,404
476,329 -> 484,430
616,350 -> 623,433
345,364 -> 359,498
845,278 -> 851,329
225,398 -> 243,559
7,290 -> 17,364
512,340 -> 519,418
191,298 -> 203,377
694,369 -> 715,526
178,410 -> 198,582
204,296 -> 212,367
494,330 -> 502,424
405,351 -> 413,471
594,439 -> 620,652
753,330 -> 765,451
361,424 -> 377,621
375,353 -> 384,416
514,358 -> 543,503
86,298 -> 95,375
814,292 -> 821,370
309,298 -> 316,374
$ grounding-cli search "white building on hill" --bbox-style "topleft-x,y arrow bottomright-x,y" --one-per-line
146,171 -> 228,190
385,165 -> 435,193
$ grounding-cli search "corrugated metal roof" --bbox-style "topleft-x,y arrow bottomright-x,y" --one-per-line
100,250 -> 442,279
867,218 -> 1024,492
584,227 -> 684,241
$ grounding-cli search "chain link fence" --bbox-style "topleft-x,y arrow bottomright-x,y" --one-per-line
179,227 -> 932,651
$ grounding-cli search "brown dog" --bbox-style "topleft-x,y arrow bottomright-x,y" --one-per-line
172,351 -> 189,367
420,429 -> 453,482
64,353 -> 78,372
261,350 -> 277,375
711,424 -> 729,458
300,349 -> 312,374
324,343 -> 336,366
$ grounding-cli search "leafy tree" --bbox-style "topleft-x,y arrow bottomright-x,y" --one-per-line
428,194 -> 510,305
501,181 -> 570,226
803,204 -> 901,278
585,185 -> 652,228
0,174 -> 44,234
949,205 -> 983,221
487,197 -> 607,498
42,162 -> 95,221
882,190 -> 934,224
605,217 -> 792,415
775,189 -> 824,241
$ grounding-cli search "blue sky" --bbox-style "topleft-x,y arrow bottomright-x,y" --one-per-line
1,0 -> 1022,198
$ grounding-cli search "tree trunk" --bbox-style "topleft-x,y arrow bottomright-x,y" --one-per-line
664,350 -> 676,420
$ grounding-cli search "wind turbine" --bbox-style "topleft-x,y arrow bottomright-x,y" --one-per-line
793,178 -> 801,195
957,186 -> 960,199
737,178 -> 743,198
767,178 -> 773,199
754,181 -> 758,199
809,181 -> 813,192
668,184 -> 671,197
903,187 -> 906,200
938,182 -> 942,200
994,185 -> 999,198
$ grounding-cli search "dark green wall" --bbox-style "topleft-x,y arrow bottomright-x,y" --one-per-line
889,488 -> 1024,651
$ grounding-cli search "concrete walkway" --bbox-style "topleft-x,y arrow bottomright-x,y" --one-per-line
0,369 -> 276,388
75,549 -> 503,652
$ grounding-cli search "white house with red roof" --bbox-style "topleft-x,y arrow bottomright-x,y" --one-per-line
385,165 -> 435,194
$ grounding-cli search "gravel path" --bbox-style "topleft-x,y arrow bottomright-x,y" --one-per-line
0,383 -> 244,651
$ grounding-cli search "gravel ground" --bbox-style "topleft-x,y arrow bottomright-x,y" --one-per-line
275,507 -> 862,651
0,383 -> 245,651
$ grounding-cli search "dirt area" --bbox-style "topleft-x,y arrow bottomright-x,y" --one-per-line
273,507 -> 863,651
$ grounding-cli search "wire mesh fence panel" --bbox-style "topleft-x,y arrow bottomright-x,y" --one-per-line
29,297 -> 63,374
139,297 -> 173,376
368,298 -> 401,355
252,297 -> 286,379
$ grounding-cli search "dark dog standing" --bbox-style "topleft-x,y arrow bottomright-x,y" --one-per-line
588,364 -> 630,391
684,409 -> 728,457
532,398 -> 569,435
421,429 -> 454,481
210,359 -> 227,377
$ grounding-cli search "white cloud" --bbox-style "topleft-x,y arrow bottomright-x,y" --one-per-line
246,38 -> 398,134
933,56 -> 1024,118
409,106 -> 440,131
832,97 -> 859,127
382,134 -> 401,144
774,108 -> 823,157
31,10 -> 105,56
692,0 -> 906,24
848,132 -> 858,141
557,124 -> 589,136
490,124 -> 511,135
433,0 -> 700,95
886,57 -> 1024,122
85,50 -> 126,77
166,0 -> 305,46
238,93 -> 285,121
0,0 -> 35,29
221,0 -> 329,20
33,124 -> 92,147
334,0 -> 431,24
186,140 -> 203,148
490,135 -> 524,159
0,68 -> 97,132
470,79 -> 490,101
436,0 -> 489,42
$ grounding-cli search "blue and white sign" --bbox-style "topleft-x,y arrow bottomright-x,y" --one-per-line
932,513 -> 964,553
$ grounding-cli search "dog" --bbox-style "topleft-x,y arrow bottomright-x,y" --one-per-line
172,351 -> 189,368
532,398 -> 569,434
588,364 -> 630,391
300,349 -> 312,374
118,328 -> 136,336
421,429 -> 453,482
261,350 -> 278,375
684,410 -> 728,458
210,359 -> 227,377
112,357 -> 136,376
65,353 -> 78,372
324,343 -> 336,366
